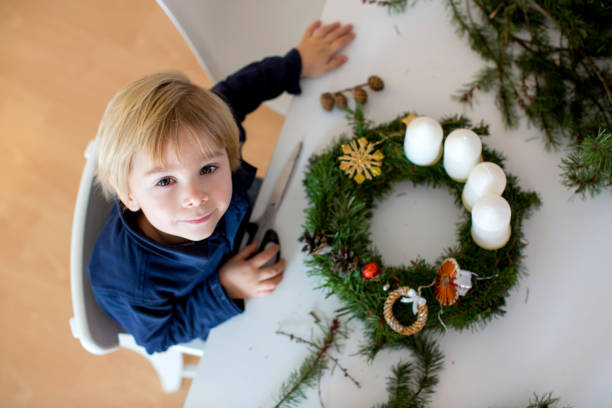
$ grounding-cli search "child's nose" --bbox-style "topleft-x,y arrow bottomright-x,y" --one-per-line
182,183 -> 208,207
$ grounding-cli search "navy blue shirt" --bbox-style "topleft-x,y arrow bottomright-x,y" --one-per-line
89,49 -> 302,354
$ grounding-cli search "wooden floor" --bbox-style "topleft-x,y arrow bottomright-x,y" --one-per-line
0,1 -> 284,406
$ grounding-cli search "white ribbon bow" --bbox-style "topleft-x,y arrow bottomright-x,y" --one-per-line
455,269 -> 473,297
400,288 -> 427,314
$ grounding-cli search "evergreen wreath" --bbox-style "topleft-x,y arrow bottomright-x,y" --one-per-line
300,107 -> 542,358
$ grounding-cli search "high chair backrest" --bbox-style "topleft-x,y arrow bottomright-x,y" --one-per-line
69,139 -> 121,355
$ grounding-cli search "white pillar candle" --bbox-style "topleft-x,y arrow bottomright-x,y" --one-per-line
471,194 -> 512,250
462,162 -> 507,211
443,129 -> 482,182
403,117 -> 443,166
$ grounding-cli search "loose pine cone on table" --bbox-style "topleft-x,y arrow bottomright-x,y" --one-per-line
331,248 -> 358,276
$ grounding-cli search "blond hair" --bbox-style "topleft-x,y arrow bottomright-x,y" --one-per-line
95,71 -> 240,199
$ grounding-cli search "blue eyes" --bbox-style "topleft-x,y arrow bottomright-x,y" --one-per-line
156,177 -> 174,187
155,165 -> 218,187
200,165 -> 217,175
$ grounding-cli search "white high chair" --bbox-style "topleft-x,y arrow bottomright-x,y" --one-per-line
155,0 -> 325,115
69,139 -> 206,393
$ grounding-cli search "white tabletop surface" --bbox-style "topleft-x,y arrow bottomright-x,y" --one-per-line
185,1 -> 612,407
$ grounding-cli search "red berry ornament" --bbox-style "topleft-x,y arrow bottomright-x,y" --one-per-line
362,262 -> 381,281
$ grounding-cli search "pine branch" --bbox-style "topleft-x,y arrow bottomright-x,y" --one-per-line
525,392 -> 570,408
372,335 -> 444,408
560,128 -> 612,198
276,330 -> 361,388
447,0 -> 612,197
273,351 -> 328,408
273,318 -> 344,408
374,362 -> 416,408
345,103 -> 374,136
527,0 -> 612,105
362,0 -> 410,14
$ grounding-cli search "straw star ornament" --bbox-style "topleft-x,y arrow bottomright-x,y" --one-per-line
338,137 -> 384,184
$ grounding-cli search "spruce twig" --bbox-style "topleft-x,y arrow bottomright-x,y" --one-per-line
273,318 -> 345,408
525,392 -> 568,408
560,128 -> 612,198
276,329 -> 361,388
527,0 -> 612,105
362,0 -> 409,14
447,0 -> 612,197
372,335 -> 444,408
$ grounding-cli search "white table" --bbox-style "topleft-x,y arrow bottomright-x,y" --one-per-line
185,1 -> 612,406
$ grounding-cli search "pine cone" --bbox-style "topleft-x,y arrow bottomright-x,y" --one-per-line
368,75 -> 384,91
320,92 -> 334,111
331,248 -> 357,276
334,92 -> 348,110
353,87 -> 368,104
299,229 -> 331,255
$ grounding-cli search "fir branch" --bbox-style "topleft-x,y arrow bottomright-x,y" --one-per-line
275,329 -> 361,388
447,0 -> 612,196
372,335 -> 444,408
345,103 -> 374,136
273,318 -> 341,408
560,128 -> 612,198
537,2 -> 612,108
362,0 -> 410,14
579,50 -> 612,106
374,362 -> 416,408
273,350 -> 328,408
525,392 -> 569,408
447,0 -> 523,127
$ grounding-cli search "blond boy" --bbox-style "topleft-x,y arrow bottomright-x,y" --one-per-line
89,22 -> 355,353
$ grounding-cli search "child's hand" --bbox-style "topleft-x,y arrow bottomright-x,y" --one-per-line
218,241 -> 286,299
296,20 -> 355,78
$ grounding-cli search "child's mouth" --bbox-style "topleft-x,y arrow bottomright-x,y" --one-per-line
183,210 -> 215,224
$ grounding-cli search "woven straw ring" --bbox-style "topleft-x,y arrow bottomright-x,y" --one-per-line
383,286 -> 428,336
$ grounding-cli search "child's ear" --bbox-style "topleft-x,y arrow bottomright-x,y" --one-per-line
110,178 -> 141,212
120,192 -> 141,212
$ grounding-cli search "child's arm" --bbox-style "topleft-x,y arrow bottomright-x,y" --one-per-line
211,50 -> 303,127
218,241 -> 285,299
211,21 -> 355,127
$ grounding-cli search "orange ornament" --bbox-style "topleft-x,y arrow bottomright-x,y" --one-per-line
434,258 -> 460,306
362,261 -> 381,281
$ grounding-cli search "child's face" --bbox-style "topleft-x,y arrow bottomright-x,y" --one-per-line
122,129 -> 233,245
